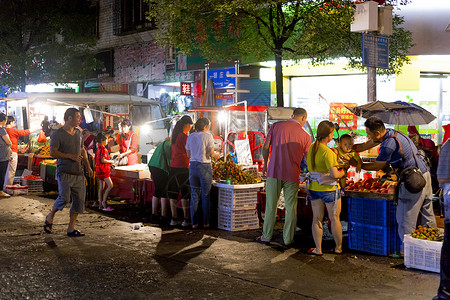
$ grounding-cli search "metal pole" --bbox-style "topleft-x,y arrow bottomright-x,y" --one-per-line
438,75 -> 444,144
367,66 -> 377,103
205,63 -> 209,90
235,60 -> 239,103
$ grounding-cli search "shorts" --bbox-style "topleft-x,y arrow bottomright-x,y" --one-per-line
308,190 -> 340,204
167,167 -> 190,200
149,166 -> 169,198
53,172 -> 86,214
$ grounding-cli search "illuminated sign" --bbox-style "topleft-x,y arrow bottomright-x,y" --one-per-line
180,82 -> 192,96
329,103 -> 358,130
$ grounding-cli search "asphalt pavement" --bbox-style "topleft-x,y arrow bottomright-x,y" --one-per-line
0,194 -> 441,300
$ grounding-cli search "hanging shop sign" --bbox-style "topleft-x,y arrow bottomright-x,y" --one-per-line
180,82 -> 192,96
329,103 -> 358,130
362,33 -> 389,69
207,67 -> 236,89
100,83 -> 129,94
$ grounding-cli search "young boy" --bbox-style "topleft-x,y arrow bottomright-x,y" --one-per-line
332,134 -> 362,191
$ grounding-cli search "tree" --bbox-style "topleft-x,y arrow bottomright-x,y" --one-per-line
149,0 -> 412,107
0,0 -> 99,93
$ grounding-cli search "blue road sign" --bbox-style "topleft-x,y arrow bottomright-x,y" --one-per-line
207,67 -> 236,89
362,33 -> 389,69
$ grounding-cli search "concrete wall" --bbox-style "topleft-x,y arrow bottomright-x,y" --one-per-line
398,0 -> 450,55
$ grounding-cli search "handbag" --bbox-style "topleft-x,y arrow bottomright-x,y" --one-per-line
390,131 -> 426,194
37,130 -> 47,143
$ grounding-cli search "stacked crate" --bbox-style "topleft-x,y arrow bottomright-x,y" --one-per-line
216,182 -> 264,231
348,196 -> 401,256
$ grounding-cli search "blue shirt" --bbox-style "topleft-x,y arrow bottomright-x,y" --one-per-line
376,128 -> 427,173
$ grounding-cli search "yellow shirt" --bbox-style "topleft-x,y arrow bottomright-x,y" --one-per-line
307,143 -> 339,191
334,146 -> 360,170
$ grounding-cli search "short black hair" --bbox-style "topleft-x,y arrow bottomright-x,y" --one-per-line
339,134 -> 353,143
64,107 -> 80,122
120,119 -> 131,127
293,107 -> 307,117
96,133 -> 107,143
0,113 -> 6,122
194,118 -> 210,132
6,116 -> 15,125
364,116 -> 385,133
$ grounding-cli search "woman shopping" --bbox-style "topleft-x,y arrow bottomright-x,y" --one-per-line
185,118 -> 219,229
0,113 -> 12,198
115,119 -> 138,166
306,120 -> 345,256
167,115 -> 193,227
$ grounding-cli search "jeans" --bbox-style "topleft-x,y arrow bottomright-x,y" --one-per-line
189,162 -> 213,226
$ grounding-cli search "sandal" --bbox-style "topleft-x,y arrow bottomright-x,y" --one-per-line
307,248 -> 323,256
67,229 -> 85,237
102,207 -> 114,212
255,235 -> 271,245
43,220 -> 53,234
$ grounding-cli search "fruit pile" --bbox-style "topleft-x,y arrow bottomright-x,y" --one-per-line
35,144 -> 50,156
212,156 -> 257,184
345,177 -> 397,194
411,225 -> 443,241
22,175 -> 41,180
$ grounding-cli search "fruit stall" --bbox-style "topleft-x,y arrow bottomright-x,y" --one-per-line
345,176 -> 401,256
211,156 -> 264,231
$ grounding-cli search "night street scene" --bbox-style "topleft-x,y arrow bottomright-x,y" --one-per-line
0,0 -> 449,299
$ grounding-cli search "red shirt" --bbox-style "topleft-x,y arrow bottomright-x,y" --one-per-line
170,133 -> 189,168
266,119 -> 311,183
95,145 -> 111,179
116,131 -> 138,165
6,128 -> 29,153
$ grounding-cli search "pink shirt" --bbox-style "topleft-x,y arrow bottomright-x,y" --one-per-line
266,119 -> 311,183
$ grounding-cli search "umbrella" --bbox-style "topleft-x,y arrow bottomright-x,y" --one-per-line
346,100 -> 436,126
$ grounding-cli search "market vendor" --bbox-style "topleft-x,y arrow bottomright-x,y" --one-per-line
354,116 -> 436,253
115,119 -> 138,165
4,116 -> 39,187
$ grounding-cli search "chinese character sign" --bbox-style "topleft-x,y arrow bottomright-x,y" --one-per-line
329,103 -> 358,129
180,82 -> 192,96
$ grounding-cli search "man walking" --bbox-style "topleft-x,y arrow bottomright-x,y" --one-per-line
44,108 -> 93,237
355,116 -> 436,253
258,108 -> 311,247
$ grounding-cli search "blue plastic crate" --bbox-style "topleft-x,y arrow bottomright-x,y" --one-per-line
348,197 -> 397,227
348,221 -> 401,256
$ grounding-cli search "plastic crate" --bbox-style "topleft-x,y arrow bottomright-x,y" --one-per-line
404,234 -> 442,273
348,196 -> 397,227
217,208 -> 259,231
348,221 -> 401,256
5,185 -> 28,196
215,182 -> 264,210
22,179 -> 44,193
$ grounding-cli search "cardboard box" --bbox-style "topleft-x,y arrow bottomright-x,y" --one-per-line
404,234 -> 442,273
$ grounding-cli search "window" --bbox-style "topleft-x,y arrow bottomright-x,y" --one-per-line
113,0 -> 156,35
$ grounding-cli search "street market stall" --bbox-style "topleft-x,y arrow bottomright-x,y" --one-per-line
2,92 -> 166,202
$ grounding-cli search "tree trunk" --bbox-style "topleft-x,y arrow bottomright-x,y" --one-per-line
275,51 -> 284,107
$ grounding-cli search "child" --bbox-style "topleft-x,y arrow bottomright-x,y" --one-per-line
95,133 -> 115,211
332,134 -> 362,192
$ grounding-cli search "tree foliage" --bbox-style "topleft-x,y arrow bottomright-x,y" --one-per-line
148,0 -> 413,106
0,0 -> 99,92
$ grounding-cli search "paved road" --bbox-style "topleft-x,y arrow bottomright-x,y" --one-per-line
0,195 -> 440,299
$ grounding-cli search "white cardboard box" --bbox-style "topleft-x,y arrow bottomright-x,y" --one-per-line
404,234 -> 442,273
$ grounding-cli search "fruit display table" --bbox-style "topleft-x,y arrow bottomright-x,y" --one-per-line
110,164 -> 150,203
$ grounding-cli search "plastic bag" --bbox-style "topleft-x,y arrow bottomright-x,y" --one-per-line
37,130 -> 47,143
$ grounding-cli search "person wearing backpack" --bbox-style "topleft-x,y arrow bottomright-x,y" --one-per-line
354,117 -> 437,255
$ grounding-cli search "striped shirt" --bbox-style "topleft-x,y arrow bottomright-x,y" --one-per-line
437,140 -> 450,180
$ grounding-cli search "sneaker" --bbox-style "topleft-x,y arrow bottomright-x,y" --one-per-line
0,191 -> 11,198
181,220 -> 191,227
170,219 -> 181,226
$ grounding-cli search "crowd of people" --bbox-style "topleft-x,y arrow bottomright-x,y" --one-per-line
0,106 -> 447,299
